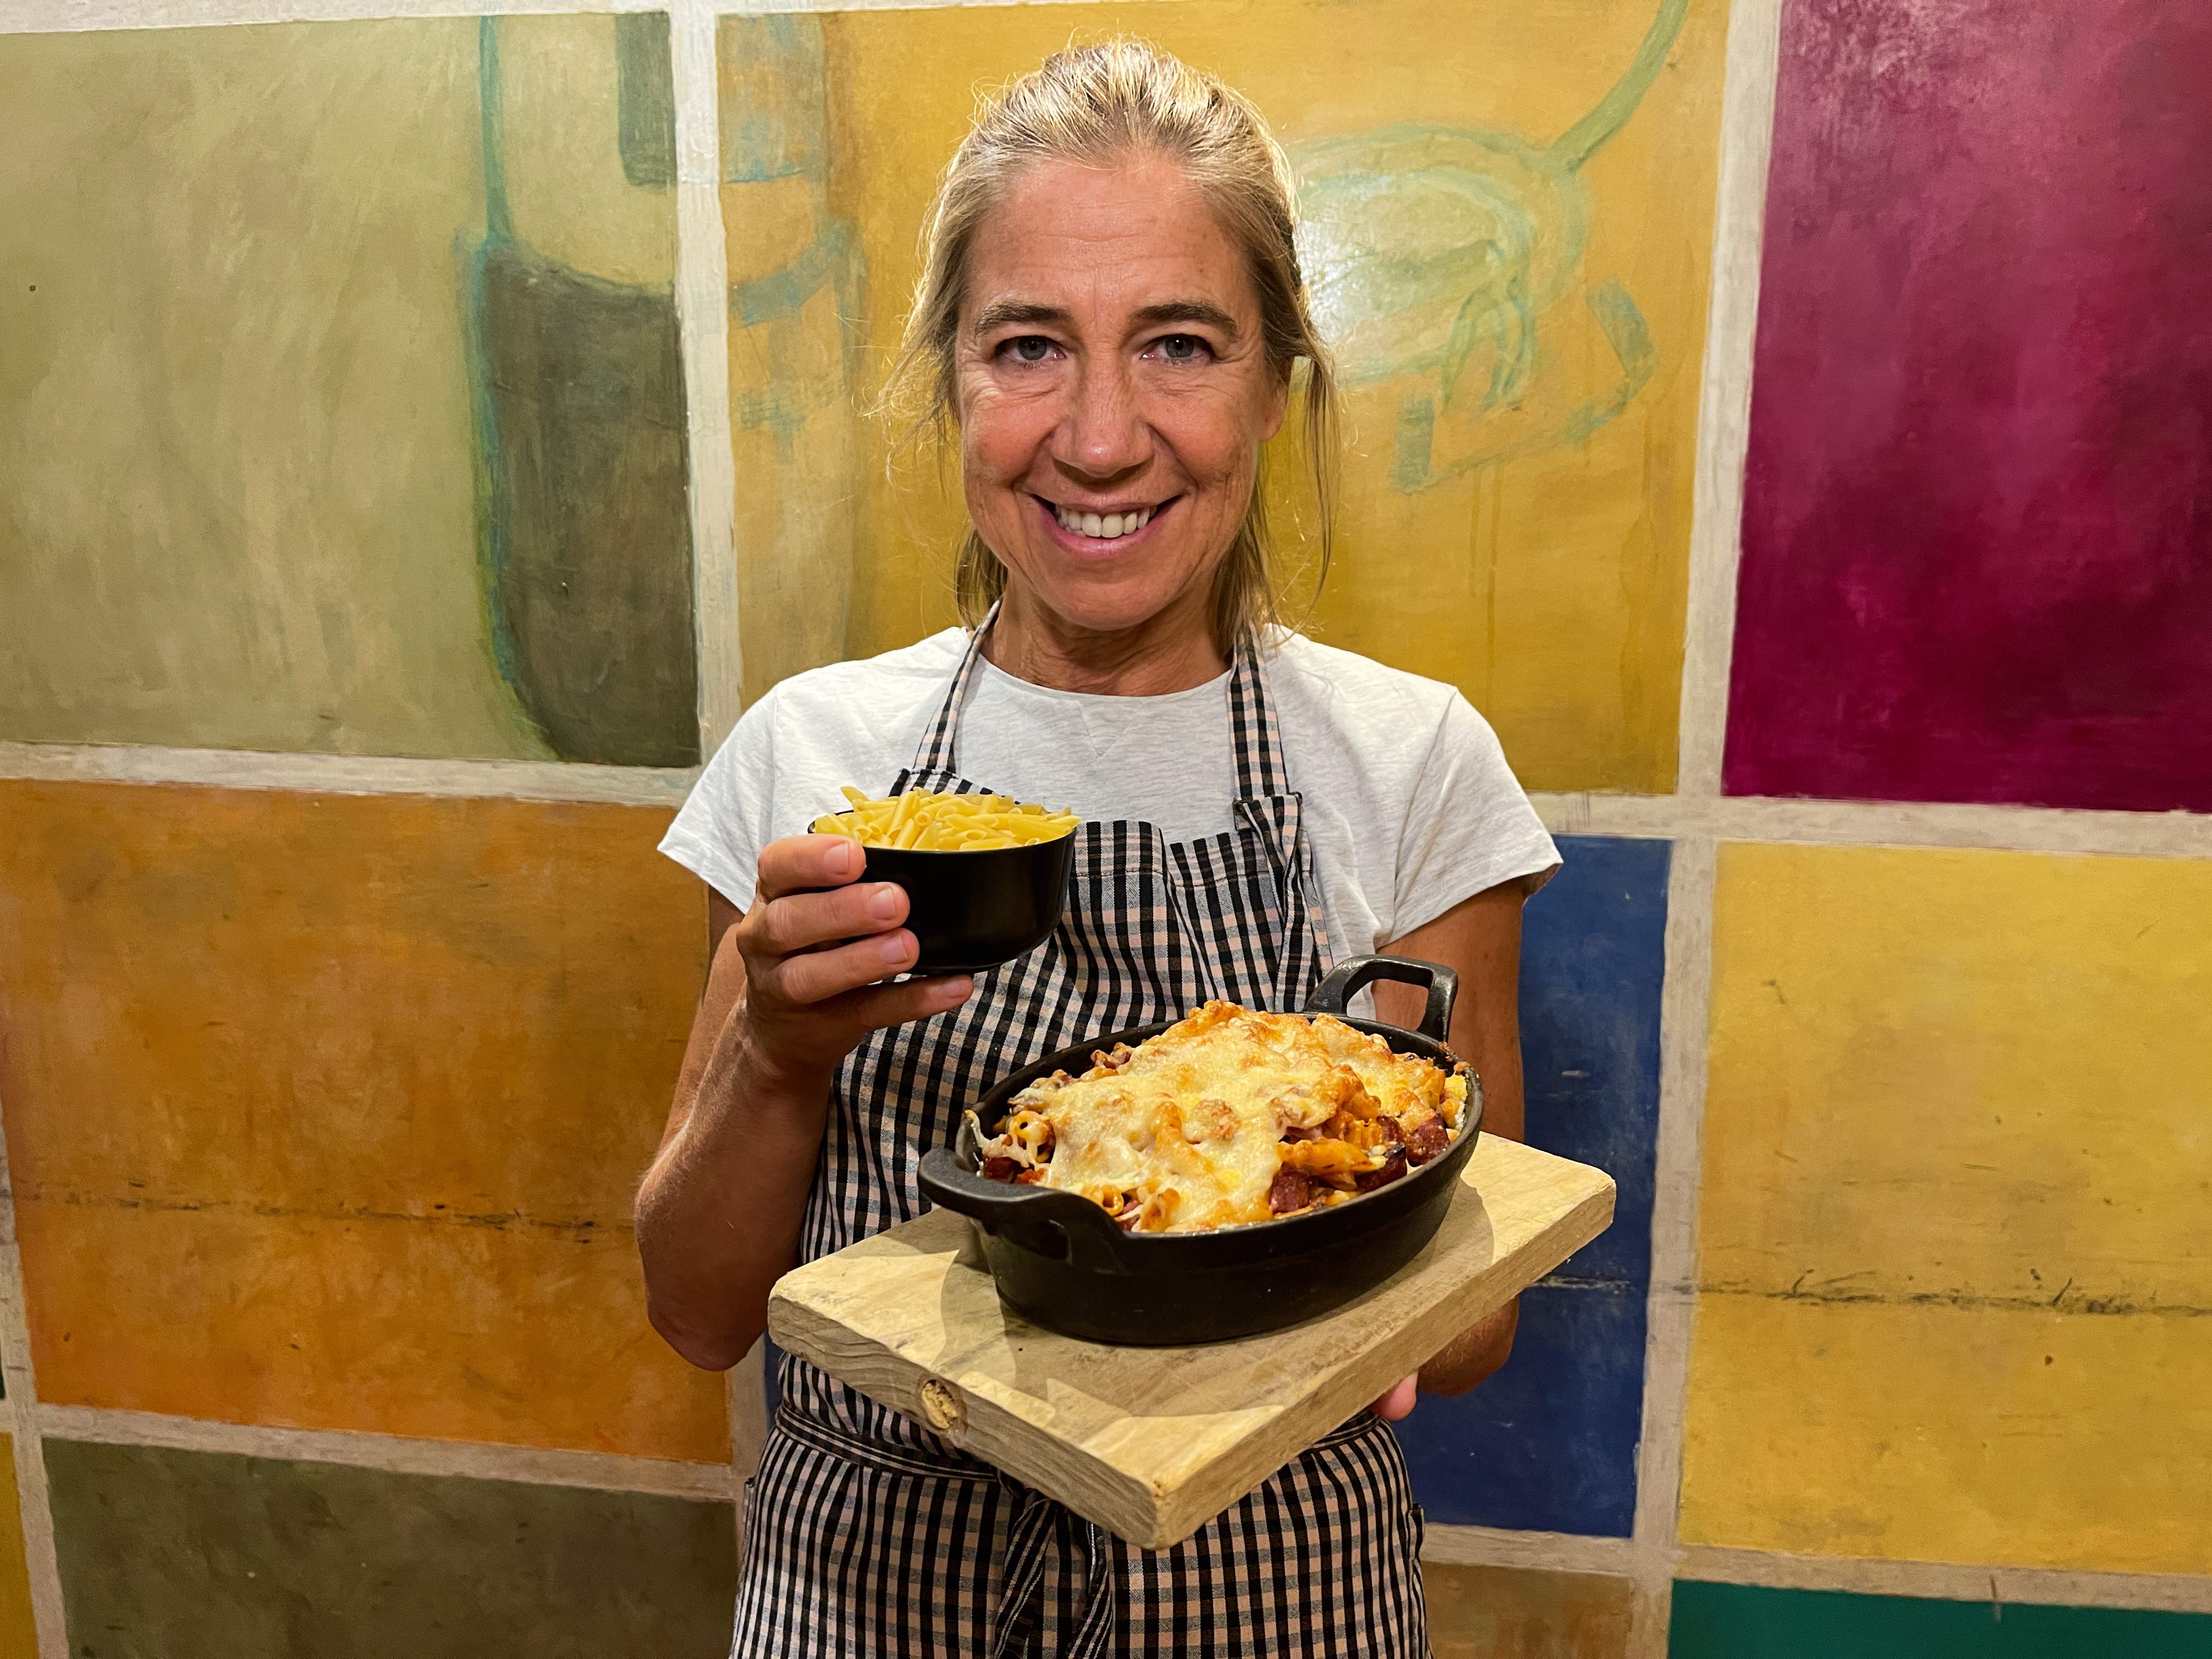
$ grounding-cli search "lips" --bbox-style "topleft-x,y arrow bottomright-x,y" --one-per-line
1050,500 -> 1161,540
1031,495 -> 1178,554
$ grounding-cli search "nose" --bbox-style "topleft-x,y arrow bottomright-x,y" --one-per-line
1054,354 -> 1151,481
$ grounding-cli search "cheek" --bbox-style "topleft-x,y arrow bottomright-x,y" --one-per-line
960,377 -> 1058,486
1156,393 -> 1263,494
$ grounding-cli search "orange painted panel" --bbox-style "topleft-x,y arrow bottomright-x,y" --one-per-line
0,781 -> 724,1460
1424,1561 -> 1633,1659
0,1435 -> 37,1658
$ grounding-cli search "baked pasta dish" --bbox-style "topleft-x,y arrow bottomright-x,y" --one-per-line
971,1001 -> 1472,1235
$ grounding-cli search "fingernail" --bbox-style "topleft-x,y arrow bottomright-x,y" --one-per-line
868,884 -> 901,921
827,840 -> 856,877
878,932 -> 911,964
939,977 -> 974,1005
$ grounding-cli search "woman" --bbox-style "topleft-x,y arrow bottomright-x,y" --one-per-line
640,40 -> 1559,1658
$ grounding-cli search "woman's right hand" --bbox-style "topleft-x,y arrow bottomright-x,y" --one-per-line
731,833 -> 974,1082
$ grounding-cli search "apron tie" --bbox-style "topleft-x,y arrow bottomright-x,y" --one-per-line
989,1477 -> 1115,1659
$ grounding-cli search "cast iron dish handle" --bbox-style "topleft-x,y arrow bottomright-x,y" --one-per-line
1303,953 -> 1458,1042
934,1114 -> 1137,1273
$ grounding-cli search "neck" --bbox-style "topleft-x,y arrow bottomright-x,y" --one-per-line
985,580 -> 1231,696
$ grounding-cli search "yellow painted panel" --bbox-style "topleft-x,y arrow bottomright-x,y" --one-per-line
0,781 -> 725,1461
0,1435 -> 36,1659
1682,1297 -> 2212,1575
1685,843 -> 2212,1573
1424,1561 -> 1632,1658
725,0 -> 1728,788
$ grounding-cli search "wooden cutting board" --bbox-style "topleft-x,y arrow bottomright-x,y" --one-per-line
766,1135 -> 1615,1549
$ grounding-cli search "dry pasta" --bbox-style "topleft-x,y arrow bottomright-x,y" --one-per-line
811,787 -> 1080,851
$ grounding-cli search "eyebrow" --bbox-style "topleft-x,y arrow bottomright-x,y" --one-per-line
968,298 -> 1243,341
1132,300 -> 1240,339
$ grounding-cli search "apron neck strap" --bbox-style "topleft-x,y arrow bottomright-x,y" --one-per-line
908,607 -> 1293,802
909,602 -> 1001,777
1225,631 -> 1289,801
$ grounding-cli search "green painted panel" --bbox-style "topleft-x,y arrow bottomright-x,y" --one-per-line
1671,1580 -> 2212,1658
48,1439 -> 735,1659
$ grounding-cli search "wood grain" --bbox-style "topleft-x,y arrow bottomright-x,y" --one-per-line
769,1136 -> 1615,1548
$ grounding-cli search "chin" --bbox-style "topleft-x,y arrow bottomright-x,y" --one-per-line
1020,567 -> 1201,637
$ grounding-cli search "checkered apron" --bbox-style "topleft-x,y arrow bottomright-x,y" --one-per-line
730,617 -> 1431,1657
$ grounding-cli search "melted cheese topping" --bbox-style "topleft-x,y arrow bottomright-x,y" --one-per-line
988,1001 -> 1470,1234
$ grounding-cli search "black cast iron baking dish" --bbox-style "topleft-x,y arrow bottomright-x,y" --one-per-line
915,955 -> 1484,1345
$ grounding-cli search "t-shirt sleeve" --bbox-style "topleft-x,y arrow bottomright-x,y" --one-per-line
1390,693 -> 1561,940
658,691 -> 780,912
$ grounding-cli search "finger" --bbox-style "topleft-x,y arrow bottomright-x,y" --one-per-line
767,928 -> 922,1006
1370,1375 -> 1418,1422
837,973 -> 975,1033
755,833 -> 865,903
749,882 -> 910,958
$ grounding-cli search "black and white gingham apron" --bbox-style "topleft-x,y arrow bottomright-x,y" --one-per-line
731,616 -> 1431,1657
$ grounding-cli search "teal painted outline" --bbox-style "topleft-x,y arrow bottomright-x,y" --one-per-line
460,15 -> 551,757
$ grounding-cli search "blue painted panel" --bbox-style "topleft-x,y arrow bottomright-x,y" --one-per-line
1395,837 -> 1668,1537
1396,1279 -> 1646,1536
1520,834 -> 1669,1287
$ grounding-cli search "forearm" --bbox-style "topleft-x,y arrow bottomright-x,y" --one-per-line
636,1004 -> 827,1371
1380,883 -> 1532,1398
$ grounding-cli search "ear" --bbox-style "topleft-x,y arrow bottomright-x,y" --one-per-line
1258,363 -> 1292,444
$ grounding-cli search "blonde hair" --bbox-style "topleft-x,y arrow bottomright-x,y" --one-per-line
883,37 -> 1340,648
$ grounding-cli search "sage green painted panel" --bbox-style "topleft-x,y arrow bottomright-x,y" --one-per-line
1671,1581 -> 2212,1658
47,1439 -> 735,1659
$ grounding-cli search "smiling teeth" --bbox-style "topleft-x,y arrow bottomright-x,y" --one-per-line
1054,503 -> 1155,539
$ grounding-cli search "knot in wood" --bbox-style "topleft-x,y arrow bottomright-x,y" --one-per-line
918,1378 -> 967,1436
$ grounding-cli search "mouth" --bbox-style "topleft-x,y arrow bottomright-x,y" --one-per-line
1034,494 -> 1176,551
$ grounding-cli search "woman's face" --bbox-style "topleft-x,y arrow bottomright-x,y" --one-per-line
955,155 -> 1289,639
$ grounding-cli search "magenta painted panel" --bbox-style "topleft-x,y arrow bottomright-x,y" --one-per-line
1724,0 -> 2212,811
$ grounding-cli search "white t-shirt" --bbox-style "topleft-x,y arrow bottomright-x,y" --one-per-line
662,629 -> 1559,964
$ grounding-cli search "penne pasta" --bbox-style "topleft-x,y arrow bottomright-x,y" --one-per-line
811,787 -> 1080,851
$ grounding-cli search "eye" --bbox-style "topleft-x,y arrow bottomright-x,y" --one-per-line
1001,335 -> 1056,364
1154,334 -> 1211,363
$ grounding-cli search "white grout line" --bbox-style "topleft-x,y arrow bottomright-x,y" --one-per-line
671,0 -> 745,757
1623,837 -> 1720,1657
1672,0 -> 1783,798
0,1102 -> 74,1658
1421,1523 -> 1636,1580
0,741 -> 696,808
1678,1546 -> 2212,1617
1530,791 -> 2212,861
5,742 -> 2207,859
37,1406 -> 738,1505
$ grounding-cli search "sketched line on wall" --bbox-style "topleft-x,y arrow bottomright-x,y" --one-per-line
1291,0 -> 1686,492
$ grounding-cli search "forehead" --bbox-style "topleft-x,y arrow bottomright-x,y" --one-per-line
961,155 -> 1259,325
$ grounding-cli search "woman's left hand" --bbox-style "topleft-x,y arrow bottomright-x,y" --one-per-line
1370,1375 -> 1419,1421
1366,1301 -> 1521,1420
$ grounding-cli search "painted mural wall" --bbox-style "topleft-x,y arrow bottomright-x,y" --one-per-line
0,2 -> 2206,1656
0,15 -> 697,766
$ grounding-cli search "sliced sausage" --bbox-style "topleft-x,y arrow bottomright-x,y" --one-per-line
1404,1117 -> 1452,1166
1352,1150 -> 1409,1193
1268,1168 -> 1317,1214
